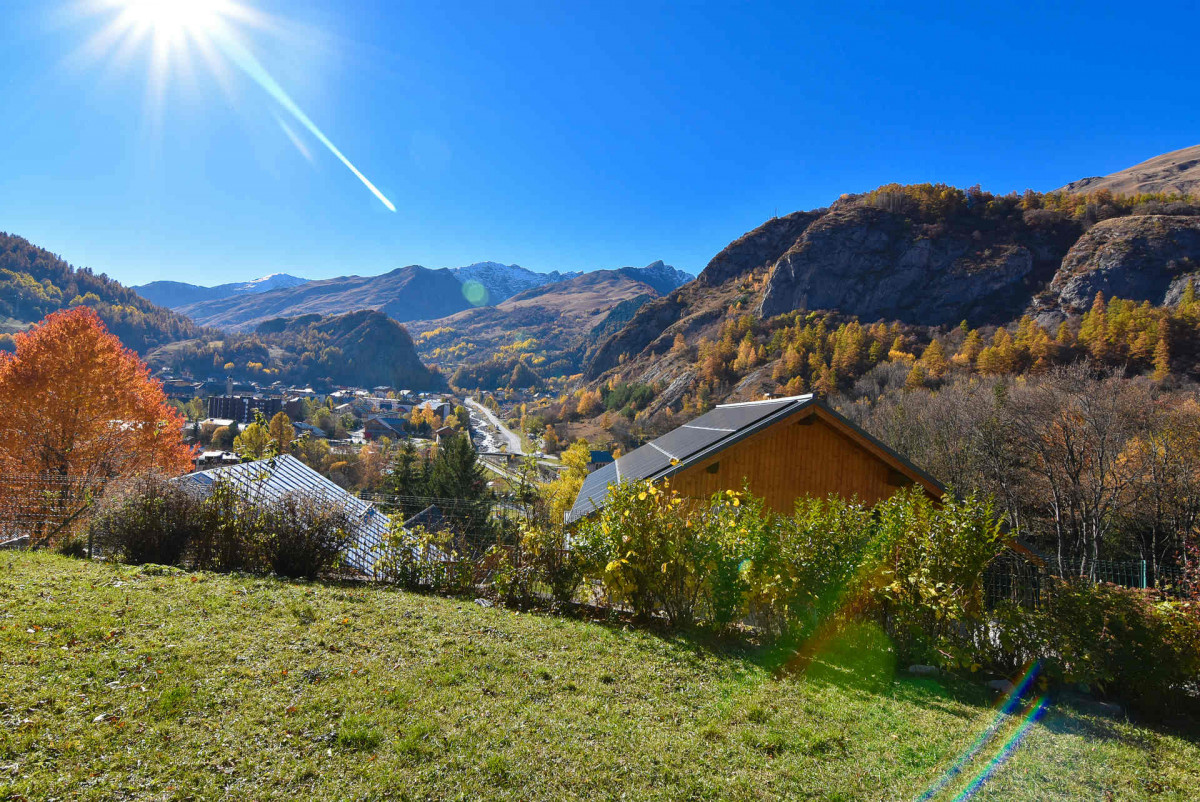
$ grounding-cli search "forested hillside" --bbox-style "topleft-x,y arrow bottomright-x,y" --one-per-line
146,309 -> 443,390
0,232 -> 204,352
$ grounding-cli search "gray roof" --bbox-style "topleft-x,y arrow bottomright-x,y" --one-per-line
180,454 -> 390,577
566,394 -> 941,523
403,504 -> 450,533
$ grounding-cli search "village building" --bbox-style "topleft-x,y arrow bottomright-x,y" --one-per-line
568,394 -> 941,523
207,394 -> 283,424
363,415 -> 408,441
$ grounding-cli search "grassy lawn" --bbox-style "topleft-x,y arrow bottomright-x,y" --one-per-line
1,552 -> 1197,800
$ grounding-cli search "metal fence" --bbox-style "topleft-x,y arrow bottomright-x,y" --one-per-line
984,551 -> 1192,610
0,473 -> 106,548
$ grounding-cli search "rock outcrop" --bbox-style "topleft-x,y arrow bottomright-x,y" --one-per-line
758,206 -> 1064,326
698,211 -> 823,286
1049,215 -> 1200,311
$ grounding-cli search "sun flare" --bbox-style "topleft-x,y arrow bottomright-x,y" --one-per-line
78,0 -> 398,212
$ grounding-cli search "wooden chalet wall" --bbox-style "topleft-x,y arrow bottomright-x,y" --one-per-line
667,407 -> 939,514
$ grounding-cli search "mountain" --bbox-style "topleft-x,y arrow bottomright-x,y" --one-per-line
407,269 -> 666,386
0,232 -> 204,352
174,266 -> 472,331
1059,144 -> 1200,196
134,273 -> 309,309
582,181 -> 1200,395
613,261 -> 694,295
450,261 -> 690,306
451,262 -> 582,305
145,309 -> 443,390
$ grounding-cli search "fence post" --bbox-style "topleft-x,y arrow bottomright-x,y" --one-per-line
1140,560 -> 1147,589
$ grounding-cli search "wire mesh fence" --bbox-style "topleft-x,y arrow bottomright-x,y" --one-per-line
0,473 -> 107,548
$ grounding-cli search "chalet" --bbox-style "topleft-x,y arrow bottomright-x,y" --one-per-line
193,450 -> 241,469
568,394 -> 941,523
418,400 -> 454,420
364,415 -> 408,441
292,421 -> 328,439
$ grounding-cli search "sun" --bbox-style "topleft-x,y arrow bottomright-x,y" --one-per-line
117,0 -> 229,43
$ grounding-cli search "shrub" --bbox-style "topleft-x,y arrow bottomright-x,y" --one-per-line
576,479 -> 708,627
376,523 -> 472,594
188,478 -> 261,573
868,490 -> 1007,665
258,494 -> 352,579
55,535 -> 88,559
742,496 -> 876,638
88,474 -> 205,566
90,473 -> 353,579
1030,580 -> 1200,716
522,522 -> 589,605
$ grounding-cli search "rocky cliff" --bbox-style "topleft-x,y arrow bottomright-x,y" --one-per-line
1049,215 -> 1200,312
757,205 -> 1071,326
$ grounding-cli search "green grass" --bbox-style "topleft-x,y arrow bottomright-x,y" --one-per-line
1,552 -> 1197,800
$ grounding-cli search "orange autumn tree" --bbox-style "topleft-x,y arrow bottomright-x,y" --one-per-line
0,307 -> 193,545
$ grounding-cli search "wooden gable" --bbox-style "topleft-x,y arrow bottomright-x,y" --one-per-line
666,405 -> 941,513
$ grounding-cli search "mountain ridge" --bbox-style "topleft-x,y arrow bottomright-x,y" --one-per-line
167,261 -> 692,332
583,179 -> 1200,389
173,266 -> 473,331
134,273 -> 308,308
1058,144 -> 1200,196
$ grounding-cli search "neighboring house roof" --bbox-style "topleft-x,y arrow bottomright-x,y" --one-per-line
588,450 -> 614,465
365,415 -> 407,434
403,504 -> 450,533
179,454 -> 390,577
293,422 -> 328,438
567,394 -> 943,523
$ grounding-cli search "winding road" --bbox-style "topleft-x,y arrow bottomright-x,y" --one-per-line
465,397 -> 524,455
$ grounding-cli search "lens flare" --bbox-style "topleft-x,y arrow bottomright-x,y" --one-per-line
913,662 -> 1046,802
951,696 -> 1048,801
78,0 -> 397,211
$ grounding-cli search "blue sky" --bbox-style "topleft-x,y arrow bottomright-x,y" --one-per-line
2,1 -> 1197,287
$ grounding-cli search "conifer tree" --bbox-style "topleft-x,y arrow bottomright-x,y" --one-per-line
1153,319 -> 1172,382
904,363 -> 927,389
919,339 -> 948,378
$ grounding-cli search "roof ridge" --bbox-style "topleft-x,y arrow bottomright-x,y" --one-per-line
715,393 -> 814,408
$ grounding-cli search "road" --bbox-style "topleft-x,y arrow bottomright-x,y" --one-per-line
465,397 -> 524,455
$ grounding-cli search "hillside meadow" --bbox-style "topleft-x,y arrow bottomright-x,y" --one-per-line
1,552 -> 1197,800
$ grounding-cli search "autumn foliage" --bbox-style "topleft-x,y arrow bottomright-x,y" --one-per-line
0,307 -> 193,543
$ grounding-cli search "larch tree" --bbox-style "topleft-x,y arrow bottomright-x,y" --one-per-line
233,416 -> 273,460
0,307 -> 193,545
267,411 -> 295,454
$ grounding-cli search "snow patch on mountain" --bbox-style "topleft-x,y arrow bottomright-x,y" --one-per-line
451,262 -> 583,305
